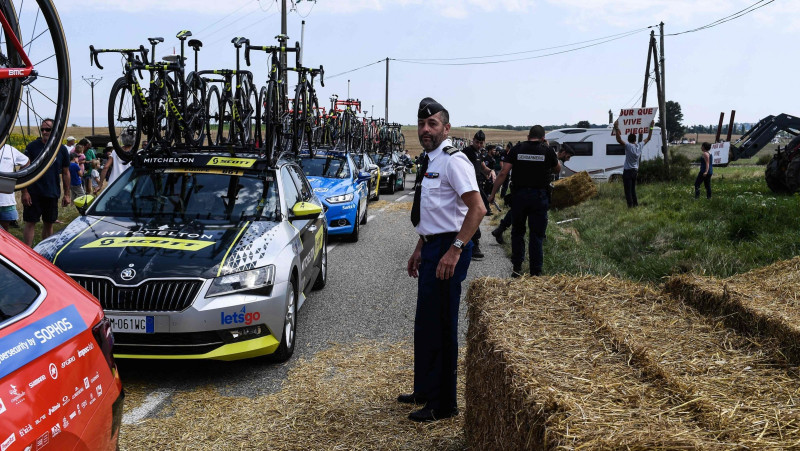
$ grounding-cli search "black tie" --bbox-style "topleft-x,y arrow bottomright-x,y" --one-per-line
410,153 -> 429,227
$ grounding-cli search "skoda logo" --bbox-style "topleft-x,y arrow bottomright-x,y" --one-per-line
120,268 -> 136,281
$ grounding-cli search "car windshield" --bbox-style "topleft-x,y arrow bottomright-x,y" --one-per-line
90,169 -> 280,222
376,154 -> 393,166
298,154 -> 350,179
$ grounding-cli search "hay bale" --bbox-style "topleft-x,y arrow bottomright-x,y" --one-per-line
464,277 -> 718,449
665,257 -> 800,364
466,275 -> 800,448
550,171 -> 597,209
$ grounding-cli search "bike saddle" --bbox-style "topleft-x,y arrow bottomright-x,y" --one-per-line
274,34 -> 289,41
148,37 -> 164,45
176,30 -> 193,40
162,55 -> 187,63
188,39 -> 203,51
231,37 -> 249,48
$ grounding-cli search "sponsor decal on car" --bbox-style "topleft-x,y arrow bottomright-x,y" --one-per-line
165,167 -> 245,176
220,307 -> 261,326
81,237 -> 215,251
1,433 -> 14,451
207,157 -> 256,168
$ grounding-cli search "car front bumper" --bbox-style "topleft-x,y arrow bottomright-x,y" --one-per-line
323,199 -> 358,235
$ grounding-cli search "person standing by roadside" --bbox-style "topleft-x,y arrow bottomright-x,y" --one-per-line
401,97 -> 485,423
64,136 -> 76,153
68,152 -> 85,202
614,119 -> 653,208
461,130 -> 492,260
488,125 -> 559,277
80,139 -> 96,194
694,142 -> 713,199
21,119 -> 70,246
0,144 -> 29,231
98,137 -> 132,188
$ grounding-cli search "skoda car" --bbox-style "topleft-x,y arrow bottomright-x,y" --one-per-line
351,153 -> 380,201
375,152 -> 406,194
35,154 -> 327,362
0,229 -> 123,450
297,150 -> 370,242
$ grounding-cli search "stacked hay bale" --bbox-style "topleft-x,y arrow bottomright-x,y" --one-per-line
466,275 -> 800,448
666,256 -> 800,364
549,171 -> 597,209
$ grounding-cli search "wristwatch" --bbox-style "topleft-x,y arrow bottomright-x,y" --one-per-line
452,239 -> 464,250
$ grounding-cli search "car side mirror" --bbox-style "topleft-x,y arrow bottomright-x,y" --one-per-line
357,172 -> 372,183
73,194 -> 95,216
290,201 -> 322,220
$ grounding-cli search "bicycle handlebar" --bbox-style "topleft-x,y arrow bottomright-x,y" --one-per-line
244,40 -> 299,67
311,65 -> 324,88
89,45 -> 149,71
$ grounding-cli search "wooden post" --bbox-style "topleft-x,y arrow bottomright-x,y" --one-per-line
650,38 -> 669,173
639,31 -> 654,141
715,112 -> 724,143
726,110 -> 736,142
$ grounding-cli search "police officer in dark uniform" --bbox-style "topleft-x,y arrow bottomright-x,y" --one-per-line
489,125 -> 560,277
401,97 -> 485,422
461,130 -> 493,260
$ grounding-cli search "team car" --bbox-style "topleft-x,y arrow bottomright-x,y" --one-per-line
351,152 -> 380,201
374,152 -> 407,194
0,228 -> 124,450
34,153 -> 327,362
295,150 -> 370,242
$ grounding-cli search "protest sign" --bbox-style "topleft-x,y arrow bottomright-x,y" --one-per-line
613,107 -> 658,136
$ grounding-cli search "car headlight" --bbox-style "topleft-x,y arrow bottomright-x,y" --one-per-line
327,192 -> 354,203
207,265 -> 275,297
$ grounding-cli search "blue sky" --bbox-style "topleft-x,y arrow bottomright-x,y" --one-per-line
58,0 -> 795,128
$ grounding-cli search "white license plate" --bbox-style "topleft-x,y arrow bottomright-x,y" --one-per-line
107,315 -> 154,334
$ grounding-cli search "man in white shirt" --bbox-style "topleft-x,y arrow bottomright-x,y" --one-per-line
65,136 -> 76,153
0,144 -> 30,231
400,97 -> 485,422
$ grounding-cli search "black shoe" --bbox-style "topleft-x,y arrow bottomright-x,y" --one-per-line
511,267 -> 522,278
408,407 -> 458,422
491,228 -> 505,244
472,245 -> 484,260
397,393 -> 427,404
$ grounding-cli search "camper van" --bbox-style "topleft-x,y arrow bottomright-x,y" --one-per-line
545,126 -> 663,181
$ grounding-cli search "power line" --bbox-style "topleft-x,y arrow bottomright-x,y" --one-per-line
666,0 -> 775,36
327,59 -> 384,80
397,26 -> 654,62
196,0 -> 259,34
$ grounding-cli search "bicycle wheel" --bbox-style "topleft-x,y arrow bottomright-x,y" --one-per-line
108,76 -> 142,162
239,78 -> 257,145
0,0 -> 70,190
184,72 -> 206,146
260,82 -> 280,165
308,91 -> 321,150
205,85 -> 221,145
291,83 -> 308,155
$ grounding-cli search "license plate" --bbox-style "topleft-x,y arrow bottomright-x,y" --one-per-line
107,315 -> 154,334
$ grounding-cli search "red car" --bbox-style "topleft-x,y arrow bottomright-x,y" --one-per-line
0,230 -> 123,450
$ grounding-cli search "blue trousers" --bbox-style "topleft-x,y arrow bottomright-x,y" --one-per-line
510,188 -> 549,275
414,232 -> 473,411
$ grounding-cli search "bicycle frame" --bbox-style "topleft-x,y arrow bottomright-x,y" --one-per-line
0,10 -> 33,80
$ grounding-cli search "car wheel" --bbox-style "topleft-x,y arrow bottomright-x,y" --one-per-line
388,176 -> 396,194
271,276 -> 297,362
398,173 -> 405,191
360,199 -> 368,225
348,210 -> 361,242
312,235 -> 327,290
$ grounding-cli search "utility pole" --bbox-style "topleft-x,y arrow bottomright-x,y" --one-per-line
650,37 -> 668,173
347,79 -> 350,99
281,0 -> 288,85
82,75 -> 102,135
658,22 -> 668,171
639,31 -> 654,142
385,57 -> 389,122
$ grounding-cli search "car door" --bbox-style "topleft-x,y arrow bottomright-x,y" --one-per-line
281,166 -> 314,288
287,165 -> 323,287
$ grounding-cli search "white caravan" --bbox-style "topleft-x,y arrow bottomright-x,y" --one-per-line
545,126 -> 663,181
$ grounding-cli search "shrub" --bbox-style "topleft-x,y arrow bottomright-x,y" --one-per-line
638,154 -> 691,183
6,133 -> 37,149
756,153 -> 772,165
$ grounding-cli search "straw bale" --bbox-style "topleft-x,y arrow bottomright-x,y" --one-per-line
665,257 -> 800,364
464,277 -> 720,449
550,171 -> 597,209
119,341 -> 465,450
550,275 -> 800,448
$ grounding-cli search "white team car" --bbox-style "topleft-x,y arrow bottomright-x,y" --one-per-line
35,153 -> 327,362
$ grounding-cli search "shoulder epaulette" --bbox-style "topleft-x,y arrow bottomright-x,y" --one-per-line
443,146 -> 459,155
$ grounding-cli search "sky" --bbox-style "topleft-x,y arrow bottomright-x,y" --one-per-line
50,0 -> 797,129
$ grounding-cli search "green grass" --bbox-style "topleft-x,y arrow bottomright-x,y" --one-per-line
493,166 -> 800,283
5,192 -> 80,245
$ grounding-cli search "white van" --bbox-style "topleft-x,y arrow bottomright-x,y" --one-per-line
545,126 -> 663,181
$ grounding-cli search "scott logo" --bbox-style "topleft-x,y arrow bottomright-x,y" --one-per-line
220,306 -> 261,326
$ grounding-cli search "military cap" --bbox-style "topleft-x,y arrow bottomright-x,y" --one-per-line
418,97 -> 447,119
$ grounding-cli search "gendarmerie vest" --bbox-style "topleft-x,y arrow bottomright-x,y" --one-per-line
507,141 -> 557,190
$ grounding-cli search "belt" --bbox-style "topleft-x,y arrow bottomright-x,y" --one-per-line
419,232 -> 457,243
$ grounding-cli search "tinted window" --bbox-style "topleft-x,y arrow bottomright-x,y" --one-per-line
607,144 -> 626,156
91,169 -> 279,221
0,260 -> 39,321
281,167 -> 300,210
288,166 -> 313,200
376,154 -> 395,166
298,155 -> 350,179
564,142 -> 593,156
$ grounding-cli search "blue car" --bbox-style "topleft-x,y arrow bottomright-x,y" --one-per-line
298,151 -> 370,242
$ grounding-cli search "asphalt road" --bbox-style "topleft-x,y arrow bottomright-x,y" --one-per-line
117,180 -> 511,423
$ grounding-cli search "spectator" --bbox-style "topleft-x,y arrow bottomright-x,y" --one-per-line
68,152 -> 85,201
613,119 -> 654,208
90,160 -> 101,194
65,136 -> 76,153
79,138 -> 96,193
98,136 -> 132,188
694,142 -> 713,199
21,119 -> 70,246
0,143 -> 30,232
